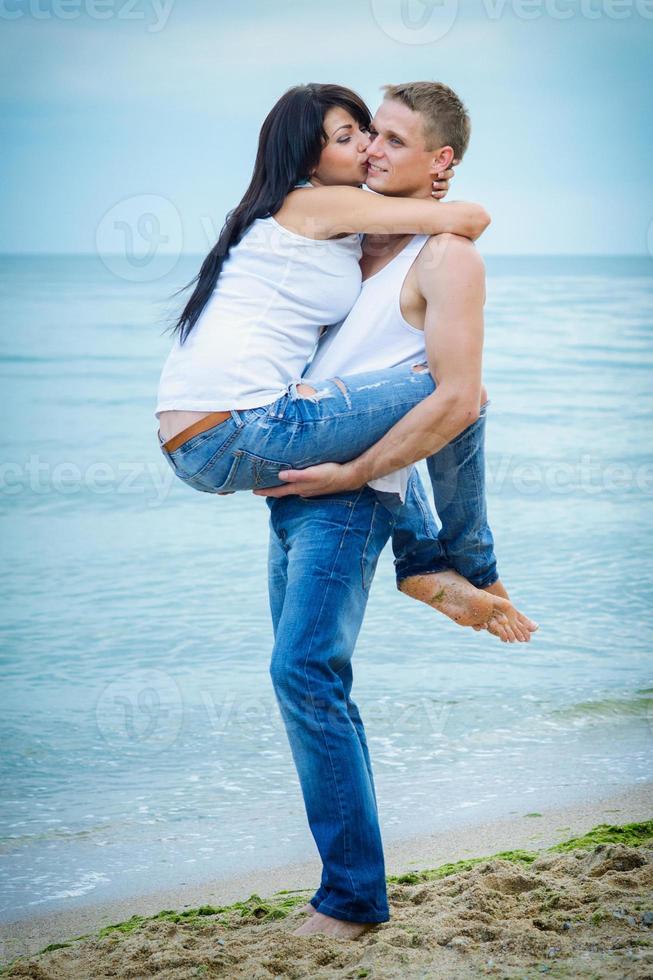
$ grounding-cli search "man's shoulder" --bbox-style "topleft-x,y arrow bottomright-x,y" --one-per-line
416,233 -> 485,282
420,232 -> 483,262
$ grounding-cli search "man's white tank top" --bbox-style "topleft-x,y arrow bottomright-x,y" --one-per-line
305,234 -> 430,501
155,214 -> 363,415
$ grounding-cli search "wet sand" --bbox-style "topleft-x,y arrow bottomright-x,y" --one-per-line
2,783 -> 652,978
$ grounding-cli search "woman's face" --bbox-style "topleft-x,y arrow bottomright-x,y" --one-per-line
310,107 -> 371,186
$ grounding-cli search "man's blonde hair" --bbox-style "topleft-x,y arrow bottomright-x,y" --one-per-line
381,81 -> 471,161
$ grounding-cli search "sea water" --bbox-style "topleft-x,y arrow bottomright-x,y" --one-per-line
1,254 -> 651,920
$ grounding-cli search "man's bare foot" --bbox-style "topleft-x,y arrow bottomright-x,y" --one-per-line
294,901 -> 316,916
399,570 -> 537,643
291,910 -> 376,939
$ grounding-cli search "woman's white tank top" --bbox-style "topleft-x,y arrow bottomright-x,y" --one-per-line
155,204 -> 363,415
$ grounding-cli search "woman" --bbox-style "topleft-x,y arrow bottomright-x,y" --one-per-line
156,84 -> 534,641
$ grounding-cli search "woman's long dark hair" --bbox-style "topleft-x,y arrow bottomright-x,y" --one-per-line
169,83 -> 371,344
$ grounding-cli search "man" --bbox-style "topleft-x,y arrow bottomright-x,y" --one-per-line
257,82 -> 536,940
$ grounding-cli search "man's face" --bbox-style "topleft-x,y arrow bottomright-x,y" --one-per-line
365,98 -> 441,199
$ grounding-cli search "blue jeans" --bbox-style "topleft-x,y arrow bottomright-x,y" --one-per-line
158,362 -> 439,494
158,360 -> 497,588
267,487 -> 395,923
158,373 -> 497,588
264,411 -> 498,923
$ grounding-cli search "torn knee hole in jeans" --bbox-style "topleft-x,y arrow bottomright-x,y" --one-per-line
332,376 -> 352,408
412,362 -> 429,373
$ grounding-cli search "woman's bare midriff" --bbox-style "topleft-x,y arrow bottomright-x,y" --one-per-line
158,410 -> 215,442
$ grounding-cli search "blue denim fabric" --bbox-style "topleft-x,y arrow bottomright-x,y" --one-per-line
390,402 -> 498,589
247,396 -> 496,923
266,488 -> 394,923
263,410 -> 497,924
157,362 -> 498,590
158,362 -> 436,494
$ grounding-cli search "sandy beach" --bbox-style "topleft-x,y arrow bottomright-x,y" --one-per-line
2,783 -> 651,978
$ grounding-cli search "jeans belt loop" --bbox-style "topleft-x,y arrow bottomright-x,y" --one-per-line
270,384 -> 292,420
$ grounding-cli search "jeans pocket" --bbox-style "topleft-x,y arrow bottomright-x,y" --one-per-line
234,451 -> 294,489
175,449 -> 241,494
168,421 -> 241,481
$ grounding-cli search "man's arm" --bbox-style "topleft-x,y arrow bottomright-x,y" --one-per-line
344,233 -> 484,484
255,234 -> 485,498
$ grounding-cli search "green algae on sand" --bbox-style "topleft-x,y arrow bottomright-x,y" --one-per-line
548,818 -> 653,853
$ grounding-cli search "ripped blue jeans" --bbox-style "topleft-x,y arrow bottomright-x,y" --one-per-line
158,362 -> 437,493
158,360 -> 497,587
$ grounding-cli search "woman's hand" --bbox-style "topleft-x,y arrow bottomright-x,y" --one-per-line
431,167 -> 455,200
440,201 -> 491,241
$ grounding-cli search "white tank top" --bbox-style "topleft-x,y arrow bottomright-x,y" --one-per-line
155,213 -> 362,415
306,234 -> 430,501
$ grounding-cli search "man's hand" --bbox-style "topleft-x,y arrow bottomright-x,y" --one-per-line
253,462 -> 360,498
432,167 -> 455,200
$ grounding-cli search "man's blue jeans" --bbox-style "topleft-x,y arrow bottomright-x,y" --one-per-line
265,398 -> 498,924
267,487 -> 395,923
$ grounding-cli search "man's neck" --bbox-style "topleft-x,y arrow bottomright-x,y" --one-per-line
359,185 -> 431,279
360,232 -> 414,281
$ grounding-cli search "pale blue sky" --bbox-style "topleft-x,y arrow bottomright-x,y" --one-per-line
1,0 -> 652,255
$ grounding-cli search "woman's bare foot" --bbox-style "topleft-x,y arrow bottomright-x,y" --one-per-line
291,910 -> 376,939
398,570 -> 537,643
480,580 -> 538,641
